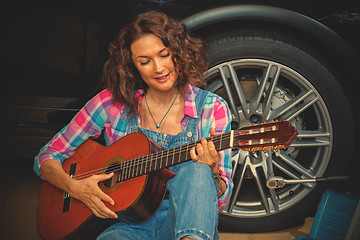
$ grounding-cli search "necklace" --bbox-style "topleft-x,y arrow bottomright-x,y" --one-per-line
144,92 -> 179,129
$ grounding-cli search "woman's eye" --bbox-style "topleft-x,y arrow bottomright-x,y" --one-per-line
140,60 -> 150,65
161,52 -> 170,58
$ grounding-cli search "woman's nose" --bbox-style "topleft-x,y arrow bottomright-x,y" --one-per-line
154,59 -> 165,73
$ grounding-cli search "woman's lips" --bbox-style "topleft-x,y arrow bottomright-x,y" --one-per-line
155,73 -> 170,82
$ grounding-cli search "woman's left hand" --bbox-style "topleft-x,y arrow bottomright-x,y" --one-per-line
190,128 -> 220,174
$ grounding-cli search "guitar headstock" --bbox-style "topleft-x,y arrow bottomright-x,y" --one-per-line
233,121 -> 298,152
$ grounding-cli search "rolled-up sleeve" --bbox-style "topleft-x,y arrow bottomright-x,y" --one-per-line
199,92 -> 233,210
212,97 -> 233,210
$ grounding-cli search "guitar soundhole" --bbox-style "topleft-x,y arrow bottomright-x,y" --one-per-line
102,163 -> 121,188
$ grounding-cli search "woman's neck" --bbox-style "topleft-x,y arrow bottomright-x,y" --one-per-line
145,88 -> 180,107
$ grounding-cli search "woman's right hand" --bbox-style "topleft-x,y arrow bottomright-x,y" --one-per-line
69,173 -> 118,219
40,160 -> 118,219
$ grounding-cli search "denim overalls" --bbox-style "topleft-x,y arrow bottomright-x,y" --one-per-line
97,89 -> 219,240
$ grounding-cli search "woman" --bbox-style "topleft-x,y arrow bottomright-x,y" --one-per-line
34,11 -> 233,240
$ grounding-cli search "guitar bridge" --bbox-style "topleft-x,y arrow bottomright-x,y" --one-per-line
63,163 -> 77,212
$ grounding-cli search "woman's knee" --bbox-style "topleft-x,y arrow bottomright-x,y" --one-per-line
173,162 -> 217,193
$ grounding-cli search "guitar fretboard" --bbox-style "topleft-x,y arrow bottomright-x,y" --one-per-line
114,131 -> 233,182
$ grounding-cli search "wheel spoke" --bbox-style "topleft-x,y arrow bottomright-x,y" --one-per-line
248,64 -> 274,116
269,188 -> 280,211
218,66 -> 241,123
262,65 -> 281,119
225,155 -> 249,213
292,130 -> 331,147
228,64 -> 248,117
251,166 -> 270,213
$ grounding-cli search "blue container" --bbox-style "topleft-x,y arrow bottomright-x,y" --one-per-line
294,189 -> 359,240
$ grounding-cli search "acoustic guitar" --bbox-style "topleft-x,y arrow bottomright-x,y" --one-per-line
37,121 -> 298,240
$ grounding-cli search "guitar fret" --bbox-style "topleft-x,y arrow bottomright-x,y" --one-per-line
153,153 -> 156,172
150,153 -> 154,173
125,162 -> 129,180
164,150 -> 168,169
148,153 -> 152,173
135,158 -> 140,177
171,147 -> 175,165
178,145 -> 181,164
128,161 -> 132,179
124,162 -> 128,180
156,151 -> 161,171
129,162 -> 133,179
168,148 -> 173,166
121,161 -> 126,181
131,162 -> 135,179
150,152 -> 156,172
219,134 -> 222,150
159,150 -> 163,169
123,161 -> 129,180
130,162 -> 134,179
165,149 -> 169,168
143,156 -> 147,175
140,155 -> 145,175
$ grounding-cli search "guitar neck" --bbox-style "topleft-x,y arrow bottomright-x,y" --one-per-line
114,120 -> 298,182
116,131 -> 234,182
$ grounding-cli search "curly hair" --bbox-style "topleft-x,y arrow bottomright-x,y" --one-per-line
103,11 -> 208,115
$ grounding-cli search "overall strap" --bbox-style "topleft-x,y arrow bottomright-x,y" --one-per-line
127,111 -> 140,134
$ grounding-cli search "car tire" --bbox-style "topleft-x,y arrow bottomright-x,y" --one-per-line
204,29 -> 354,232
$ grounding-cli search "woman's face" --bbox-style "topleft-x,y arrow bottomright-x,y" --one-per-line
131,34 -> 179,93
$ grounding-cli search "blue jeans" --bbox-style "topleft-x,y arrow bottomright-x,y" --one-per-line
96,162 -> 219,240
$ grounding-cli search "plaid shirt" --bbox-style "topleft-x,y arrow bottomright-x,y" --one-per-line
34,84 -> 233,210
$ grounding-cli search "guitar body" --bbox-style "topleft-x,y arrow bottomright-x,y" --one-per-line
37,132 -> 174,240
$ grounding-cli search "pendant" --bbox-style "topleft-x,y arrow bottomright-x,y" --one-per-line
156,123 -> 160,128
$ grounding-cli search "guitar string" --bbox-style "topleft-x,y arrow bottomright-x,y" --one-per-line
72,135 -> 229,180
71,126 -> 286,180
71,133 -> 233,180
